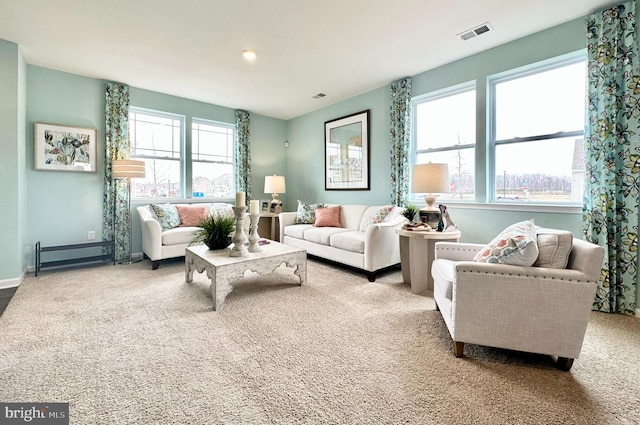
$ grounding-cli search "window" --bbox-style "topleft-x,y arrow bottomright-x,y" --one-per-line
490,54 -> 586,203
130,108 -> 184,198
191,119 -> 234,198
412,83 -> 476,201
129,108 -> 236,199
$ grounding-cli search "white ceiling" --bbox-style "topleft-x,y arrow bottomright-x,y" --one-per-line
0,0 -> 620,120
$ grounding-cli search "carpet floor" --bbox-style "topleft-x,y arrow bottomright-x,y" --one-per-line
1,258 -> 639,425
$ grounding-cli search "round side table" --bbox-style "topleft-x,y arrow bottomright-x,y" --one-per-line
396,228 -> 461,295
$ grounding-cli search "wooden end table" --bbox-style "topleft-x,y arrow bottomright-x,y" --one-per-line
396,228 -> 461,295
185,241 -> 306,310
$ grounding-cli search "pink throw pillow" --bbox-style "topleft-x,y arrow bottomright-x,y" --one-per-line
314,206 -> 342,227
176,205 -> 207,227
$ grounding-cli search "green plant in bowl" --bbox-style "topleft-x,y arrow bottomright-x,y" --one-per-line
402,204 -> 419,222
190,215 -> 236,250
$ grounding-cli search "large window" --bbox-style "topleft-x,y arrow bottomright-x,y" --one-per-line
412,83 -> 476,200
129,108 -> 236,199
191,119 -> 234,198
490,55 -> 586,203
130,108 -> 184,198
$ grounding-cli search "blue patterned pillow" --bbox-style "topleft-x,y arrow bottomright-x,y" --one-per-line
150,203 -> 180,230
295,201 -> 325,224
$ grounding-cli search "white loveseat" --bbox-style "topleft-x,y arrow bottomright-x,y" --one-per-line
137,203 -> 248,270
279,204 -> 406,281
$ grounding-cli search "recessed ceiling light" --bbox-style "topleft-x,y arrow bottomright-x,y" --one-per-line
242,49 -> 257,60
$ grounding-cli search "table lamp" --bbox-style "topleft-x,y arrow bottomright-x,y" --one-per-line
112,159 -> 146,263
411,163 -> 449,228
264,175 -> 286,213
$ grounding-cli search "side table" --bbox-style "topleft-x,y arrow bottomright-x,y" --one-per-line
396,228 -> 461,295
259,212 -> 280,241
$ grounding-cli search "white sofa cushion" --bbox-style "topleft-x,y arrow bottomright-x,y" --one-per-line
330,231 -> 365,253
284,224 -> 312,239
162,226 -> 200,246
534,227 -> 573,269
432,259 -> 455,301
303,227 -> 350,246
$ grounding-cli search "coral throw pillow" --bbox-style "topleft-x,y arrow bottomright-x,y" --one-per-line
314,206 -> 342,227
473,219 -> 539,266
176,205 -> 207,227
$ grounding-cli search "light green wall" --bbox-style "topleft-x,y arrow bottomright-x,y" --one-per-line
285,16 -> 587,243
26,66 -> 106,262
286,86 -> 390,208
0,39 -> 26,284
23,69 -> 286,262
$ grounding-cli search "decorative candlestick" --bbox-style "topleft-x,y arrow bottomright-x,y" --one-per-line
248,213 -> 261,252
230,205 -> 249,257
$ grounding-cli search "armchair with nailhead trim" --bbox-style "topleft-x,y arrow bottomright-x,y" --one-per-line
431,232 -> 604,371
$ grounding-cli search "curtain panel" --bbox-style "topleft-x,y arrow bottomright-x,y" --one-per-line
584,1 -> 639,314
390,77 -> 412,206
234,110 -> 252,201
103,82 -> 131,261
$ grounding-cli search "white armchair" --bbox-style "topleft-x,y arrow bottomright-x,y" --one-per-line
431,233 -> 604,371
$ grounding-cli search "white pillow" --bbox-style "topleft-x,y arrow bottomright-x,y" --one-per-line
473,219 -> 539,266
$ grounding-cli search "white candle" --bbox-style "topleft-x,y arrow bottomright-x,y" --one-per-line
250,200 -> 260,215
235,191 -> 245,207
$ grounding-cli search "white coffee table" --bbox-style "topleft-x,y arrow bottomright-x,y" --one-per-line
185,241 -> 307,310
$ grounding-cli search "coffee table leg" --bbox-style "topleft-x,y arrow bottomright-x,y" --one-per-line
207,267 -> 235,311
185,253 -> 195,283
293,255 -> 306,285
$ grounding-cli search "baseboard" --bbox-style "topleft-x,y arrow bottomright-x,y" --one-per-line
0,273 -> 24,289
636,308 -> 640,318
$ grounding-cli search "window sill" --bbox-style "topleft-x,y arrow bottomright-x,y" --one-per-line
412,200 -> 582,214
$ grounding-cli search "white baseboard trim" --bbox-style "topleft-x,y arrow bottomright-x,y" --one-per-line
0,273 -> 24,289
636,308 -> 640,318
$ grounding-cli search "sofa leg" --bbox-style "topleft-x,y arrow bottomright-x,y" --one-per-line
453,341 -> 464,358
557,357 -> 574,371
151,260 -> 160,270
366,272 -> 376,282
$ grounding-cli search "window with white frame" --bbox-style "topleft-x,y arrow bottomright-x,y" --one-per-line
412,83 -> 476,201
129,108 -> 184,198
191,119 -> 234,198
490,54 -> 586,204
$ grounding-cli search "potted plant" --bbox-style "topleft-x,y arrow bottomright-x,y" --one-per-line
402,204 -> 419,222
190,215 -> 236,250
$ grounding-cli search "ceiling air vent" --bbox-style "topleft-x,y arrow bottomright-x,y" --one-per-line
457,22 -> 493,41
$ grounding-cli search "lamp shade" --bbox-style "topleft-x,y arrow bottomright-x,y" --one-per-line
411,163 -> 449,194
112,159 -> 146,179
264,175 -> 286,194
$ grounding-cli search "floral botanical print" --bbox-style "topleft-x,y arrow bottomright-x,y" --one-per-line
104,82 -> 131,261
235,110 -> 252,201
584,1 -> 638,314
390,77 -> 412,206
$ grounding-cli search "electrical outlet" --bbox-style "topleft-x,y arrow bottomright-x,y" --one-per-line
88,231 -> 96,240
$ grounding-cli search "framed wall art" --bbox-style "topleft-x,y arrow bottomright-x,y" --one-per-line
34,122 -> 98,173
324,110 -> 370,190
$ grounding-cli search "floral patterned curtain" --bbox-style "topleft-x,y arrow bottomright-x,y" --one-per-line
103,82 -> 130,261
235,110 -> 252,201
390,77 -> 412,206
584,1 -> 638,314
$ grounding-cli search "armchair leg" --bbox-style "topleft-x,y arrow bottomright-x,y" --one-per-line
151,260 -> 160,270
557,357 -> 574,371
366,272 -> 376,282
453,341 -> 464,358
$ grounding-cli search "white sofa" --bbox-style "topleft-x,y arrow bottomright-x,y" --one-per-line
137,203 -> 248,270
279,204 -> 406,281
431,229 -> 604,371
